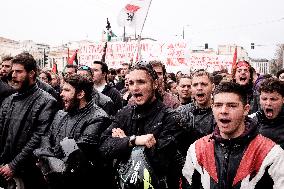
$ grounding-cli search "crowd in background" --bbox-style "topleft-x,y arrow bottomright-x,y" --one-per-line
0,52 -> 284,189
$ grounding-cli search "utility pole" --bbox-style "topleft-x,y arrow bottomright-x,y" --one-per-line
182,26 -> 185,40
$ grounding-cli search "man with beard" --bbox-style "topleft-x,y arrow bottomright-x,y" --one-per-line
0,79 -> 15,105
99,61 -> 182,188
0,56 -> 13,82
182,82 -> 284,189
249,78 -> 284,149
0,56 -> 15,105
176,75 -> 192,105
177,69 -> 215,155
0,52 -> 57,189
77,65 -> 116,116
34,74 -> 112,189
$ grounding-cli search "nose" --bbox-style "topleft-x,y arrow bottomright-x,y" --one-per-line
12,71 -> 16,78
196,83 -> 202,90
130,82 -> 139,92
265,99 -> 272,106
220,105 -> 229,114
185,86 -> 191,90
60,91 -> 64,98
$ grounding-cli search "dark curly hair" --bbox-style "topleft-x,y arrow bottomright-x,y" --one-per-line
12,52 -> 38,79
39,70 -> 52,83
213,81 -> 248,105
2,55 -> 13,62
63,74 -> 94,102
130,60 -> 158,80
276,69 -> 284,79
258,78 -> 284,97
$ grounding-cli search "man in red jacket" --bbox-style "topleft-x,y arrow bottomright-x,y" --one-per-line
183,82 -> 284,189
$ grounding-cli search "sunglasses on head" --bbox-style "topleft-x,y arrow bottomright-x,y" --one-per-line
133,60 -> 158,80
78,65 -> 92,71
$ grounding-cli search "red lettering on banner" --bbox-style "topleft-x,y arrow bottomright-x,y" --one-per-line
79,41 -> 233,71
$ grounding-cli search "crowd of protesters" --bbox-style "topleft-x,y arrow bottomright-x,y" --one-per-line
0,52 -> 284,189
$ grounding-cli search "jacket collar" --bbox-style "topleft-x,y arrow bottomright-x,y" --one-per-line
132,99 -> 164,119
14,84 -> 38,100
192,102 -> 212,115
68,100 -> 94,116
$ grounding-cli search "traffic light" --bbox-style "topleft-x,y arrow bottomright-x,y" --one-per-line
43,49 -> 48,65
251,43 -> 255,49
205,43 -> 208,49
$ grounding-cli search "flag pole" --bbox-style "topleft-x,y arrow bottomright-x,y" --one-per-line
137,0 -> 153,62
139,0 -> 153,36
123,26 -> 126,42
102,18 -> 111,62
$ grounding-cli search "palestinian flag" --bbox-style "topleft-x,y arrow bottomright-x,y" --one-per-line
68,49 -> 78,65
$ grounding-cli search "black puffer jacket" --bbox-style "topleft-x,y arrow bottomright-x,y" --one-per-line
99,99 -> 182,188
251,106 -> 284,149
93,89 -> 116,116
177,102 -> 215,155
34,101 -> 112,188
37,78 -> 59,100
102,84 -> 123,114
0,80 -> 15,105
0,84 -> 57,175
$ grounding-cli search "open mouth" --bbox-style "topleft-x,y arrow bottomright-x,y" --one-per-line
220,118 -> 231,124
133,93 -> 143,98
11,80 -> 19,87
239,77 -> 247,81
265,108 -> 274,117
196,93 -> 205,98
133,93 -> 143,100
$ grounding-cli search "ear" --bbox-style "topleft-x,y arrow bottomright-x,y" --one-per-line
76,90 -> 85,100
243,104 -> 250,116
29,70 -> 35,79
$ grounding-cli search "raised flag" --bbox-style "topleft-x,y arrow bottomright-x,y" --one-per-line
52,59 -> 58,73
230,46 -> 238,75
117,0 -> 152,32
106,18 -> 116,42
68,49 -> 79,65
103,18 -> 117,42
232,47 -> 237,69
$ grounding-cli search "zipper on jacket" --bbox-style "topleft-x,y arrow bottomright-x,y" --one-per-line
220,142 -> 232,189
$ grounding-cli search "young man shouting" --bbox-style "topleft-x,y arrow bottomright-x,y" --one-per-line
183,82 -> 284,189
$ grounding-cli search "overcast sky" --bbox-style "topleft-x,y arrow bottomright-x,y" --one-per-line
1,0 -> 284,59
